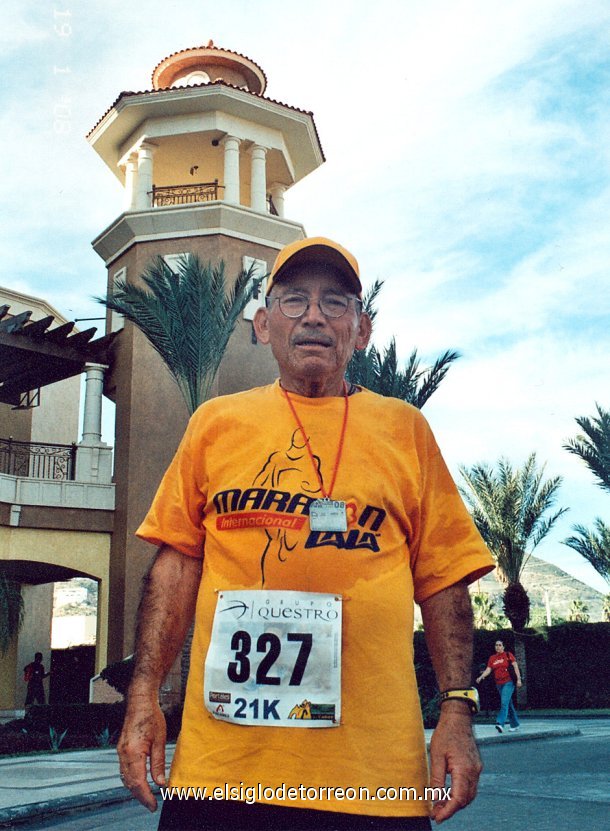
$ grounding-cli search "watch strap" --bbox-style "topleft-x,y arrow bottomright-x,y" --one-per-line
439,687 -> 480,713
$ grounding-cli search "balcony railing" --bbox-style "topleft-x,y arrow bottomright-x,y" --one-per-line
151,181 -> 224,207
0,437 -> 77,481
150,182 -> 280,215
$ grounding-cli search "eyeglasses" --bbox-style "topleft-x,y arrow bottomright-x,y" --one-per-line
268,292 -> 361,319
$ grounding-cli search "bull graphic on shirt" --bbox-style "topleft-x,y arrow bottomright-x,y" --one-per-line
288,700 -> 312,719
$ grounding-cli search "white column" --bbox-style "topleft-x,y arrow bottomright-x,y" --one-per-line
135,142 -> 157,210
222,135 -> 241,204
269,182 -> 287,218
250,145 -> 267,213
81,363 -> 107,446
76,363 -> 113,484
124,153 -> 138,212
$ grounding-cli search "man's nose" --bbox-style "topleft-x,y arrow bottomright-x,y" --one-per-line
300,298 -> 326,324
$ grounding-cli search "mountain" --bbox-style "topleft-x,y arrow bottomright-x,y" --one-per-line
471,555 -> 606,623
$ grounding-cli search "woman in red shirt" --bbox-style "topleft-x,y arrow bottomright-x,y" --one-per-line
476,639 -> 522,733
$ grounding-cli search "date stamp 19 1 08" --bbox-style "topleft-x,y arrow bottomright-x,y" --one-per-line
52,7 -> 72,136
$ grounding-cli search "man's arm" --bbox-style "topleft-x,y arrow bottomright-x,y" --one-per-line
117,545 -> 202,812
420,580 -> 482,825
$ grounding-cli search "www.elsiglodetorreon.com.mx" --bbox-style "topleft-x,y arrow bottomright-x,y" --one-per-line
160,783 -> 451,803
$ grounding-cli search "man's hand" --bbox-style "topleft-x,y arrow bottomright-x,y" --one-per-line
428,706 -> 482,824
115,545 -> 201,811
117,694 -> 167,812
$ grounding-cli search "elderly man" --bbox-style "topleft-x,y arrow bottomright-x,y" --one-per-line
118,237 -> 494,830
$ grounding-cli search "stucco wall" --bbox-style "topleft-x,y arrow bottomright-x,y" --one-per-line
0,527 -> 111,676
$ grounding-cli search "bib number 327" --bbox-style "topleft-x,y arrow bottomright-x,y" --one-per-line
204,590 -> 342,728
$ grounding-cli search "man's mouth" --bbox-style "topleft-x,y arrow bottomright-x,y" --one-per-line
292,337 -> 333,348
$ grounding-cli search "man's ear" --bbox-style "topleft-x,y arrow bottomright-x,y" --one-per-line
253,306 -> 271,344
354,312 -> 372,351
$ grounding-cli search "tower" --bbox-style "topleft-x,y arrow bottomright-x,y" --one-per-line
87,42 -> 324,662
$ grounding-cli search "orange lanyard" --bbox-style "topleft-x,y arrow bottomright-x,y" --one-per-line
282,381 -> 349,500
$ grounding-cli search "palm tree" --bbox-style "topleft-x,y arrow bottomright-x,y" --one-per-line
98,253 -> 257,700
563,404 -> 610,590
563,519 -> 610,584
471,591 -> 505,630
564,403 -> 610,492
567,599 -> 590,623
347,281 -> 459,408
459,454 -> 567,703
97,254 -> 257,415
0,574 -> 24,656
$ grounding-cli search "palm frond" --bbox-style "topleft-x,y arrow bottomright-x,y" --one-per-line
563,518 -> 610,583
96,254 -> 256,414
0,575 -> 24,656
564,403 -> 610,492
347,341 -> 458,409
361,279 -> 384,324
410,349 -> 460,409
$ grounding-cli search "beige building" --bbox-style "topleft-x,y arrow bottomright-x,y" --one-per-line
0,289 -> 114,717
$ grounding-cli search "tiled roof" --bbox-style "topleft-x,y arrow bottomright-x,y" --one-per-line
85,80 -> 325,161
151,42 -> 267,90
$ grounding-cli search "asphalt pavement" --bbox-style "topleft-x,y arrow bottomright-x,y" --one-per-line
0,719 -> 584,828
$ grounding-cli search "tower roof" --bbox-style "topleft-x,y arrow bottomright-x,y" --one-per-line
151,40 -> 267,95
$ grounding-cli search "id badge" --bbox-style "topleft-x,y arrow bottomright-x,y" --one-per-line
309,499 -> 347,532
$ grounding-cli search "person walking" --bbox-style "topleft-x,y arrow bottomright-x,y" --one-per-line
476,639 -> 522,733
23,652 -> 49,707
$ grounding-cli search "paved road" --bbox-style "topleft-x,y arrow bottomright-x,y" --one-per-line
17,723 -> 610,830
458,721 -> 610,831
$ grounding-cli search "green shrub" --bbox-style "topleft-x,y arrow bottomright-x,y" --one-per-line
100,656 -> 134,696
23,703 -> 126,734
524,622 -> 610,708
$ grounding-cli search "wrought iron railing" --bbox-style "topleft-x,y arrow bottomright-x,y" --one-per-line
0,437 -> 77,481
150,182 -> 280,215
151,181 -> 224,207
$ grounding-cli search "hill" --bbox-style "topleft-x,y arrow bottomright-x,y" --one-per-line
472,555 -> 606,623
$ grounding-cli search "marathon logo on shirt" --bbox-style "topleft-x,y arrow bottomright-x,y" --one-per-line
217,511 -> 307,532
211,431 -> 388,584
213,487 -> 386,553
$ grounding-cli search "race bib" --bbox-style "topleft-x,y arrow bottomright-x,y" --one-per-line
204,590 -> 342,728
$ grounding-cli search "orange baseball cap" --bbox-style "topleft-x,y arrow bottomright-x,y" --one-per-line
266,237 -> 362,299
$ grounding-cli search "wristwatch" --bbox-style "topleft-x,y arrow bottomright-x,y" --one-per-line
439,687 -> 480,713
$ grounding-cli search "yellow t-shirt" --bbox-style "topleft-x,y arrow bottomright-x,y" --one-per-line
137,381 -> 494,817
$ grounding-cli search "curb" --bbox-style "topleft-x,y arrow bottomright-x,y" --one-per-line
0,787 -> 145,828
473,726 -> 581,746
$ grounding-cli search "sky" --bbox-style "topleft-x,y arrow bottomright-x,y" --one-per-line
3,0 -> 610,596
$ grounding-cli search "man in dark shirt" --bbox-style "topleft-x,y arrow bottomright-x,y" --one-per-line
24,652 -> 49,706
